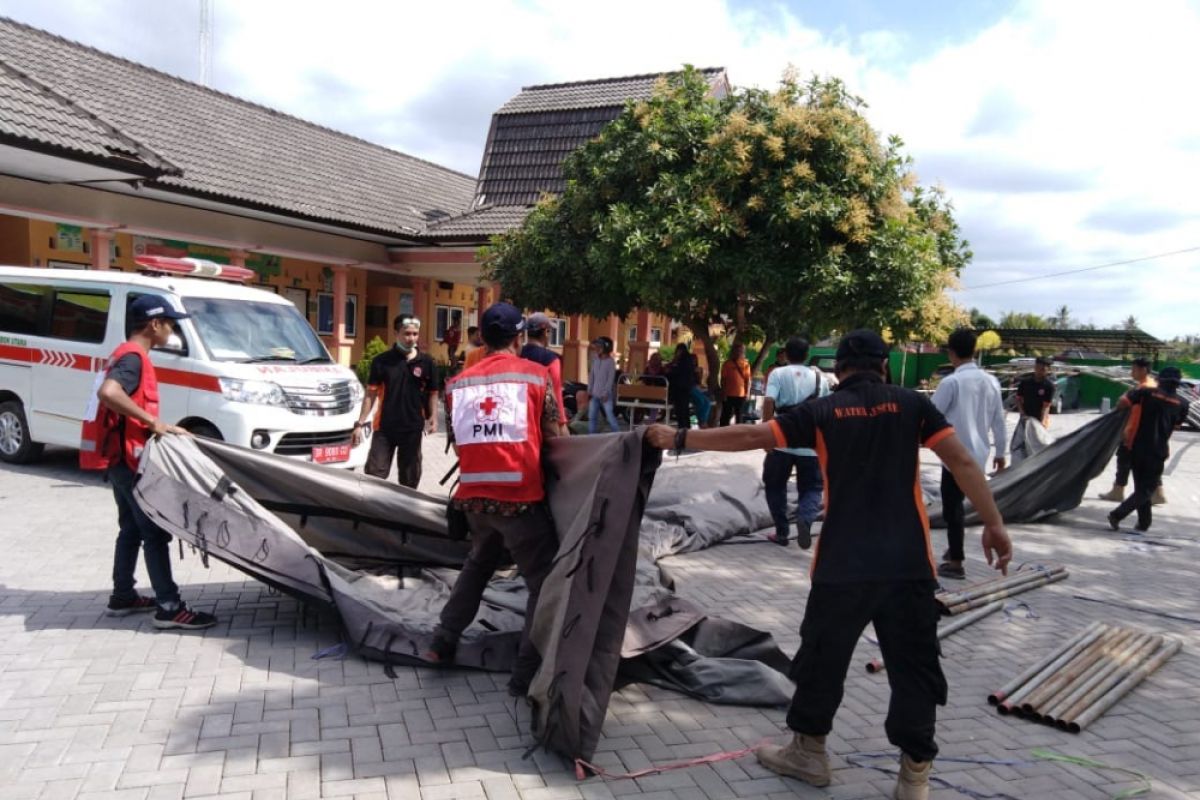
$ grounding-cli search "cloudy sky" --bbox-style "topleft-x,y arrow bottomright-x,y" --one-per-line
3,0 -> 1198,339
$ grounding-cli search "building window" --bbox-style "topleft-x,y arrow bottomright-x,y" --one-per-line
628,325 -> 638,342
435,305 -> 464,341
548,318 -> 567,347
651,326 -> 663,346
316,292 -> 358,337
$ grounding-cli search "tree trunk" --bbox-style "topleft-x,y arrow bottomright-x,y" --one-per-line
689,317 -> 722,427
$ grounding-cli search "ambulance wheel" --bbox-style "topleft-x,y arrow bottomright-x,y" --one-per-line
0,400 -> 44,464
185,422 -> 223,441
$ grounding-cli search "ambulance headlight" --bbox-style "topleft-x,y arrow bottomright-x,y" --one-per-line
349,380 -> 364,405
219,378 -> 286,406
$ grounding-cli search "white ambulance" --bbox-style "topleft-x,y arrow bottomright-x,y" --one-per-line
0,257 -> 367,468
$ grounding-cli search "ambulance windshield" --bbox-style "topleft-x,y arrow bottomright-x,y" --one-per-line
182,297 -> 331,363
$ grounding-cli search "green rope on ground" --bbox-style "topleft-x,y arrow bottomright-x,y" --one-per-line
1031,748 -> 1152,799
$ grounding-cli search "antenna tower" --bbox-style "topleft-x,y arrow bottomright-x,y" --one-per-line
198,0 -> 213,86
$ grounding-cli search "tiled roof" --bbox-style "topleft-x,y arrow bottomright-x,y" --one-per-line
421,205 -> 532,239
0,17 -> 476,237
497,68 -> 727,114
474,68 -> 727,208
0,57 -> 173,174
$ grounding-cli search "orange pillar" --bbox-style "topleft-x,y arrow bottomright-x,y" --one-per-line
90,230 -> 112,271
628,308 -> 652,375
563,314 -> 589,383
331,265 -> 351,365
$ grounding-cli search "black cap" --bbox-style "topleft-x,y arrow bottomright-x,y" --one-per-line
835,329 -> 889,361
525,312 -> 552,332
481,302 -> 525,337
129,294 -> 189,326
1131,357 -> 1151,368
1158,366 -> 1182,382
1035,356 -> 1053,366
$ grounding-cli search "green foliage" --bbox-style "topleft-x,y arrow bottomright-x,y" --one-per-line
998,311 -> 1050,329
483,66 -> 971,382
355,336 -> 389,385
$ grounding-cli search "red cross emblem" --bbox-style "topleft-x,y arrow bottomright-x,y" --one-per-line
476,395 -> 502,422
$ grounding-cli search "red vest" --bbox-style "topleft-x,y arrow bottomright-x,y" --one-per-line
447,352 -> 550,503
80,342 -> 159,471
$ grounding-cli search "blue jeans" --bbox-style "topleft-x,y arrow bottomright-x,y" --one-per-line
588,396 -> 620,434
109,461 -> 181,607
762,451 -> 824,537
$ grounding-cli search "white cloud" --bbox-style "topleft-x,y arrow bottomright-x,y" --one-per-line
3,0 -> 1198,337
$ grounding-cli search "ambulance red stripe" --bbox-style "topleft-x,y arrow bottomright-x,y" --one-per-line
0,343 -> 220,392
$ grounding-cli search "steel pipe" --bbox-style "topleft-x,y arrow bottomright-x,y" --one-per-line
1044,633 -> 1157,727
1066,637 -> 1179,733
937,566 -> 1066,609
1031,630 -> 1137,722
866,601 -> 1003,673
945,572 -> 1068,615
997,623 -> 1109,714
989,620 -> 1104,706
1019,628 -> 1123,715
1058,634 -> 1165,729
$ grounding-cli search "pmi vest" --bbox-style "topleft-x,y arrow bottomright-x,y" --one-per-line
80,342 -> 159,471
447,352 -> 549,503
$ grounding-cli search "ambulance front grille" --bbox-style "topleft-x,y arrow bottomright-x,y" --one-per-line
279,380 -> 353,416
275,429 -> 353,456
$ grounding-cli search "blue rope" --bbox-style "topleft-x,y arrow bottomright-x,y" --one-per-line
311,642 -> 348,660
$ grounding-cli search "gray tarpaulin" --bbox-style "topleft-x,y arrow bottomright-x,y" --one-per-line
929,410 -> 1128,526
134,431 -> 792,762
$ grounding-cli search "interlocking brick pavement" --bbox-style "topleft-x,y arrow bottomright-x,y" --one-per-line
2,414 -> 1198,798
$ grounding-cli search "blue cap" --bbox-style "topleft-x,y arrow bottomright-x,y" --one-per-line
481,302 -> 525,337
129,294 -> 189,326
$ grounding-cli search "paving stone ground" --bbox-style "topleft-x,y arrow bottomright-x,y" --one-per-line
2,411 -> 1198,799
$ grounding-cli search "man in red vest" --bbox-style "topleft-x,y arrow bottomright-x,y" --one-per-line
83,294 -> 218,630
425,302 -> 561,696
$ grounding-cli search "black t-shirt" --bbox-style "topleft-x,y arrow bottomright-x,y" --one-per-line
109,353 -> 142,396
519,343 -> 560,368
1124,387 -> 1189,461
1016,377 -> 1056,418
771,372 -> 953,584
367,347 -> 439,435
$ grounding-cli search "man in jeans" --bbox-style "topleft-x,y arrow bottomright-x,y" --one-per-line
588,336 -> 620,433
87,294 -> 218,630
931,328 -> 1007,580
761,337 -> 827,549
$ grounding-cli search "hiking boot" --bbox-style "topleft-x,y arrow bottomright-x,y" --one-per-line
767,532 -> 789,546
1098,485 -> 1125,502
153,603 -> 218,630
106,594 -> 157,617
423,632 -> 458,666
1107,512 -> 1120,531
796,520 -> 813,551
893,753 -> 932,800
937,561 -> 966,580
756,733 -> 831,786
1151,487 -> 1166,505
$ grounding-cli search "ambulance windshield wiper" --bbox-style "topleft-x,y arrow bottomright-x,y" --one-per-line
298,356 -> 333,364
241,354 -> 297,363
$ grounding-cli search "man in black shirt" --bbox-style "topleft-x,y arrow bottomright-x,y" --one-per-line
1010,356 -> 1056,465
520,312 -> 567,434
646,330 -> 1011,800
1107,366 -> 1189,533
354,315 -> 439,488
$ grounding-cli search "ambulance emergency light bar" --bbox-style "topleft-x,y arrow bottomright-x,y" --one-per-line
134,254 -> 255,283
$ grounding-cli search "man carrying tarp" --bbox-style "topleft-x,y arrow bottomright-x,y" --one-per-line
426,302 -> 561,696
1099,357 -> 1165,505
1107,366 -> 1189,534
646,329 -> 1012,800
82,295 -> 218,630
1009,356 -> 1055,466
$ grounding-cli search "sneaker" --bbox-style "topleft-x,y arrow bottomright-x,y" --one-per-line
1107,512 -> 1120,531
756,733 -> 831,786
893,753 -> 932,800
1098,485 -> 1125,502
767,532 -> 789,546
106,595 -> 157,617
937,562 -> 966,580
153,604 -> 218,630
1151,487 -> 1166,505
423,632 -> 458,666
796,520 -> 813,551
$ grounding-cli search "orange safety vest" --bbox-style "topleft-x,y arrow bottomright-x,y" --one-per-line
446,352 -> 550,503
80,342 -> 158,471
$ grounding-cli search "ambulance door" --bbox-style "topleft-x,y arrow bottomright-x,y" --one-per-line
30,283 -> 117,446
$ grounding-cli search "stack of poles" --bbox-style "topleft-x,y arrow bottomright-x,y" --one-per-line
988,621 -> 1181,733
866,600 -> 1003,674
937,565 -> 1067,615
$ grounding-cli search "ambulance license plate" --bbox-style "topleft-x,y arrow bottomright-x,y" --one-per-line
312,443 -> 351,464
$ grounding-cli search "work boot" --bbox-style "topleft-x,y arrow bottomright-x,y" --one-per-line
796,520 -> 813,551
756,733 -> 831,786
1098,485 -> 1125,502
893,753 -> 932,800
1151,486 -> 1166,505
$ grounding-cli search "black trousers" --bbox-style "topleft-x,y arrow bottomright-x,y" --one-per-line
365,429 -> 423,489
940,468 -> 966,562
720,396 -> 746,426
437,505 -> 559,688
671,393 -> 691,430
1112,455 -> 1165,530
1113,445 -> 1132,487
787,581 -> 946,762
